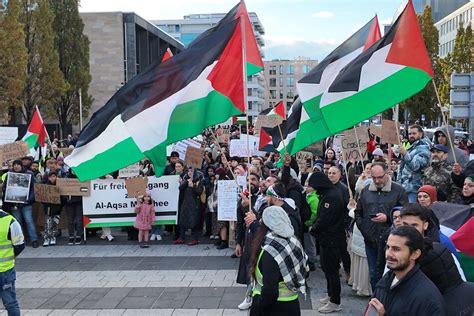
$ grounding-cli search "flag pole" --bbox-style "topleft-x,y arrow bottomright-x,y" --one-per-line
36,105 -> 56,158
431,80 -> 457,164
392,106 -> 402,147
352,125 -> 365,169
240,3 -> 253,214
341,155 -> 354,200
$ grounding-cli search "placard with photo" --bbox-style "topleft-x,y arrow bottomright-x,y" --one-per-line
4,172 -> 32,204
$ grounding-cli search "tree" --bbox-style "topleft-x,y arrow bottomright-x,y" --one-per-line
19,0 -> 68,123
48,0 -> 92,138
437,53 -> 452,107
451,21 -> 472,73
0,0 -> 27,121
400,6 -> 440,125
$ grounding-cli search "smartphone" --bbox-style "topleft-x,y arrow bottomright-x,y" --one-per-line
369,214 -> 378,218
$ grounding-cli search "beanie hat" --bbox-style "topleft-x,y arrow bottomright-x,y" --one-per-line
418,185 -> 438,204
372,148 -> 384,157
262,206 -> 294,238
12,159 -> 22,167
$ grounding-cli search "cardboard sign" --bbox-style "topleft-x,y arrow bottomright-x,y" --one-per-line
341,134 -> 368,162
118,163 -> 140,178
125,176 -> 148,198
304,141 -> 324,157
56,178 -> 90,196
369,125 -> 382,138
381,120 -> 400,144
4,172 -> 31,204
0,141 -> 29,163
172,139 -> 202,160
185,146 -> 204,169
58,147 -> 74,157
352,126 -> 369,143
254,115 -> 283,135
34,183 -> 61,204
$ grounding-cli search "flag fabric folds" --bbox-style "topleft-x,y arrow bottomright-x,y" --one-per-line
65,2 -> 263,181
22,106 -> 50,160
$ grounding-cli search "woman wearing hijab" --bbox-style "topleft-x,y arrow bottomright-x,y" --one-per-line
249,206 -> 308,316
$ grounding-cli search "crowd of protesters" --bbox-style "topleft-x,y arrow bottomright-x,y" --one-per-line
1,124 -> 474,315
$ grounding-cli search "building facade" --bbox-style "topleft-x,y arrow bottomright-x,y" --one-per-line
435,1 -> 474,57
153,12 -> 266,116
80,12 -> 184,120
414,0 -> 469,22
264,58 -> 318,111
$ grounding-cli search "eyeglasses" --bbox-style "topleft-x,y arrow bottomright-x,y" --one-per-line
372,174 -> 386,180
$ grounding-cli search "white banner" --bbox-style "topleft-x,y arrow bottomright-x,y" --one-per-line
0,127 -> 18,145
83,175 -> 179,227
118,163 -> 140,178
229,134 -> 266,158
217,180 -> 238,221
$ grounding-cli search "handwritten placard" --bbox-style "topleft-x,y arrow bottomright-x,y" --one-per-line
125,177 -> 148,198
118,163 -> 140,178
0,141 -> 29,163
341,133 -> 368,162
217,180 -> 238,221
185,146 -> 204,169
56,178 -> 90,196
381,120 -> 400,144
34,183 -> 61,204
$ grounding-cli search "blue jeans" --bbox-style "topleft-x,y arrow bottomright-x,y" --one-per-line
12,205 -> 37,242
407,193 -> 418,203
0,268 -> 20,316
152,225 -> 163,236
365,243 -> 378,291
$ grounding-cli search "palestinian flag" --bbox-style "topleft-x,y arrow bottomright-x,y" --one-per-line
22,106 -> 50,160
268,100 -> 286,120
65,2 -> 263,181
431,202 -> 474,281
292,15 -> 381,154
258,127 -> 276,152
162,48 -> 173,62
296,0 -> 433,143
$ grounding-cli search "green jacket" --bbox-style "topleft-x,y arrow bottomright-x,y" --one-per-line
305,191 -> 319,227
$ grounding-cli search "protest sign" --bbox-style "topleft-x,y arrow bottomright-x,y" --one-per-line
296,151 -> 313,170
381,120 -> 400,144
172,139 -> 202,160
56,178 -> 90,196
83,176 -> 179,227
352,126 -> 369,143
0,127 -> 18,145
230,134 -> 266,157
58,147 -> 74,157
369,125 -> 382,138
0,141 -> 29,163
34,183 -> 61,204
341,133 -> 368,162
217,180 -> 238,221
185,146 -> 204,169
217,132 -> 230,144
125,177 -> 148,198
332,135 -> 343,160
118,163 -> 140,178
237,175 -> 247,188
4,172 -> 31,204
304,141 -> 324,157
254,115 -> 282,135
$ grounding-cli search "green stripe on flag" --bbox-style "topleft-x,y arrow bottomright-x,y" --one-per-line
23,134 -> 38,149
247,62 -> 263,76
458,252 -> 474,282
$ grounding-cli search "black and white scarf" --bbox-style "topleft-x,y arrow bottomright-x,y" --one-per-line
262,231 -> 308,296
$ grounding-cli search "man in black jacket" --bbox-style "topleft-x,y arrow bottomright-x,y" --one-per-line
370,226 -> 445,315
308,172 -> 346,313
354,162 -> 408,290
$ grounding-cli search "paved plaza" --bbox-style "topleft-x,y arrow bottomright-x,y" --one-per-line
0,232 -> 368,315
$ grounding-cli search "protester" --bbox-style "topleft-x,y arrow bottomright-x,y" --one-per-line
397,125 -> 431,202
40,171 -> 62,247
369,226 -> 445,315
371,148 -> 384,163
249,205 -> 307,316
456,175 -> 474,205
354,162 -> 408,290
0,208 -> 25,315
354,162 -> 372,195
303,177 -> 319,271
388,159 -> 398,181
434,125 -> 469,168
62,170 -> 83,245
308,172 -> 346,313
164,151 -> 180,175
134,191 -> 156,248
2,160 -> 38,248
29,161 -> 43,183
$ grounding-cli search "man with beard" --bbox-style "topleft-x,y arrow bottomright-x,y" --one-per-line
354,162 -> 408,291
397,125 -> 431,203
422,144 -> 460,202
369,226 -> 445,316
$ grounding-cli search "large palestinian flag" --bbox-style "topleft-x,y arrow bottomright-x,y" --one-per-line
22,106 -> 50,160
295,0 -> 433,152
65,2 -> 263,181
292,15 -> 381,154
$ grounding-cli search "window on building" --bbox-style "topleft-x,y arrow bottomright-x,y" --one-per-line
279,90 -> 283,99
248,88 -> 253,96
269,65 -> 277,75
248,101 -> 253,110
279,65 -> 284,75
286,65 -> 294,75
269,78 -> 276,87
287,90 -> 294,99
270,90 -> 277,99
303,64 -> 311,74
279,77 -> 283,87
287,77 -> 294,87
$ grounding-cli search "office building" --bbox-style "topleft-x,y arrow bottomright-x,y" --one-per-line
153,12 -> 266,116
435,1 -> 474,57
264,58 -> 318,111
414,0 -> 469,22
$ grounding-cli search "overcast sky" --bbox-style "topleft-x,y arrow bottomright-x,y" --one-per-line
80,0 -> 404,61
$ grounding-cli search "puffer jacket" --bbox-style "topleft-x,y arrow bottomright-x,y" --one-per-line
355,180 -> 408,248
434,125 -> 469,168
397,136 -> 431,194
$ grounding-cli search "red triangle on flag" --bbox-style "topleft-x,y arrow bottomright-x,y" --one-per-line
451,217 -> 474,257
259,128 -> 272,150
28,107 -> 49,147
162,48 -> 173,62
364,15 -> 381,51
274,101 -> 286,120
82,216 -> 91,227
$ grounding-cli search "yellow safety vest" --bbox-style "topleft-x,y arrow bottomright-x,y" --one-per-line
0,215 -> 15,272
252,249 -> 298,302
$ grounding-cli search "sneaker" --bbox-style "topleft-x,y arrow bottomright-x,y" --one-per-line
174,238 -> 185,245
187,240 -> 199,246
150,234 -> 156,241
75,237 -> 82,245
68,237 -> 75,245
143,243 -> 149,248
156,234 -> 162,241
216,241 -> 228,250
32,241 -> 39,248
237,297 -> 252,310
43,238 -> 50,247
318,302 -> 342,313
49,237 -> 56,246
139,243 -> 145,248
106,235 -> 114,242
319,296 -> 330,304
210,235 -> 216,239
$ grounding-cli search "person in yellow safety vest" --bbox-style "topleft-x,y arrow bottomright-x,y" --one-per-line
0,208 -> 25,316
248,205 -> 308,316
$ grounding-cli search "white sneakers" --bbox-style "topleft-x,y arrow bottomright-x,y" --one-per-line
106,234 -> 114,242
318,298 -> 342,314
150,234 -> 162,241
43,238 -> 50,247
156,234 -> 162,241
237,297 -> 252,310
49,237 -> 56,246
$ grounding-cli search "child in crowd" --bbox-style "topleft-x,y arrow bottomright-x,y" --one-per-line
134,191 -> 155,248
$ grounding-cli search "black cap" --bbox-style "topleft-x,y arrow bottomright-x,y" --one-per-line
170,151 -> 180,158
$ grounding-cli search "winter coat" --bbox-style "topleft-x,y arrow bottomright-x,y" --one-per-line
355,180 -> 408,248
423,160 -> 461,202
134,202 -> 156,230
397,136 -> 431,194
348,209 -> 366,257
305,191 -> 319,227
309,173 -> 346,247
373,264 -> 445,316
178,173 -> 204,229
434,125 -> 469,168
